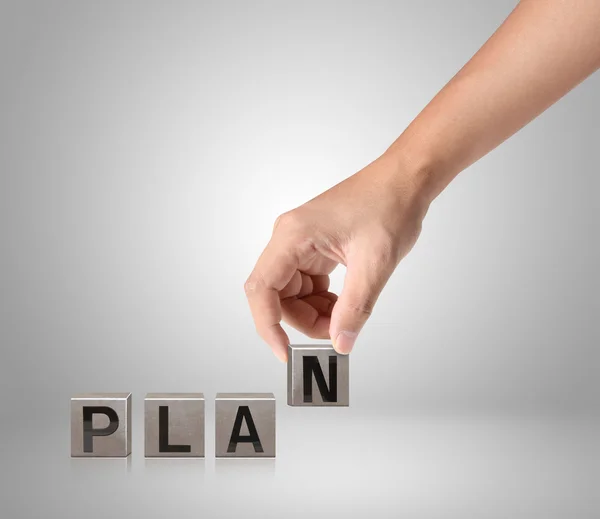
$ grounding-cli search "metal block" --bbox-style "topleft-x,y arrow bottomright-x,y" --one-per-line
287,344 -> 349,406
144,393 -> 205,458
71,393 -> 132,457
215,393 -> 276,458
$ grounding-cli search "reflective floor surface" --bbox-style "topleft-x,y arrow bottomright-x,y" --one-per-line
3,408 -> 598,518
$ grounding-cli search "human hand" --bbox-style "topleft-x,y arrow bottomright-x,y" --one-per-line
244,150 -> 432,362
245,0 -> 600,363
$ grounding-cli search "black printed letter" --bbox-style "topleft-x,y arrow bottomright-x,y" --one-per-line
227,406 -> 263,453
158,406 -> 191,453
82,406 -> 119,453
303,356 -> 337,403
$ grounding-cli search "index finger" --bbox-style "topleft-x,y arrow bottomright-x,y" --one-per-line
244,234 -> 299,362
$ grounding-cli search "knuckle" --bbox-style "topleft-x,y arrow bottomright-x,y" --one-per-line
273,210 -> 303,233
346,298 -> 376,317
273,211 -> 291,230
244,274 -> 263,295
273,213 -> 284,231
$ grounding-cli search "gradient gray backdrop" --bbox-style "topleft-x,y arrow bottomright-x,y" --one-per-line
1,1 -> 598,517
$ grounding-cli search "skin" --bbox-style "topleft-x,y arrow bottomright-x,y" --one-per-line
244,0 -> 600,362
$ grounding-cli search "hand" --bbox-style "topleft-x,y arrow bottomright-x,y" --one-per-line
245,0 -> 600,363
244,150 -> 431,362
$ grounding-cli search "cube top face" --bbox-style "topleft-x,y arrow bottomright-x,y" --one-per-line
144,394 -> 205,458
216,393 -> 275,400
71,393 -> 131,457
215,393 -> 276,458
72,393 -> 131,400
146,393 -> 204,400
288,344 -> 333,351
287,343 -> 349,407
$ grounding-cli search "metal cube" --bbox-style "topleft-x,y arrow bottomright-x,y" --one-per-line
215,393 -> 275,458
71,393 -> 132,457
287,344 -> 349,406
144,393 -> 205,457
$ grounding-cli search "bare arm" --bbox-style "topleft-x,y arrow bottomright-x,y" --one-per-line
388,0 -> 600,203
246,0 -> 600,360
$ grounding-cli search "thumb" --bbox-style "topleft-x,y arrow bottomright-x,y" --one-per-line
330,244 -> 395,354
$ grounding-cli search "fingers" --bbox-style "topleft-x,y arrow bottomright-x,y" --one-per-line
244,235 -> 299,362
329,240 -> 396,355
279,272 -> 329,300
281,291 -> 338,339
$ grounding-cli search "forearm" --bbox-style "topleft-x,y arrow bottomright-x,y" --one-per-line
388,0 -> 600,203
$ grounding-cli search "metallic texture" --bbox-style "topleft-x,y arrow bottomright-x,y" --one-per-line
287,344 -> 349,406
144,393 -> 205,458
70,393 -> 132,457
215,393 -> 276,458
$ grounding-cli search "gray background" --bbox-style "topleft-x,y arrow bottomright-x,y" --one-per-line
0,0 -> 598,517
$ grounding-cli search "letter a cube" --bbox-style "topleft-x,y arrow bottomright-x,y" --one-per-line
215,393 -> 276,458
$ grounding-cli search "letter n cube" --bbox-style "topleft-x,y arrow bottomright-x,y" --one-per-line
287,344 -> 349,406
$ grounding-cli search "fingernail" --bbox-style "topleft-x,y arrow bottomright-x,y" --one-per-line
334,331 -> 357,354
274,347 -> 288,363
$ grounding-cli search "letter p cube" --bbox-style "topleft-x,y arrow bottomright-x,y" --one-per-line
71,393 -> 132,457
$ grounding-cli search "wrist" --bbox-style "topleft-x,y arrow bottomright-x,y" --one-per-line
379,143 -> 438,216
382,130 -> 460,209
